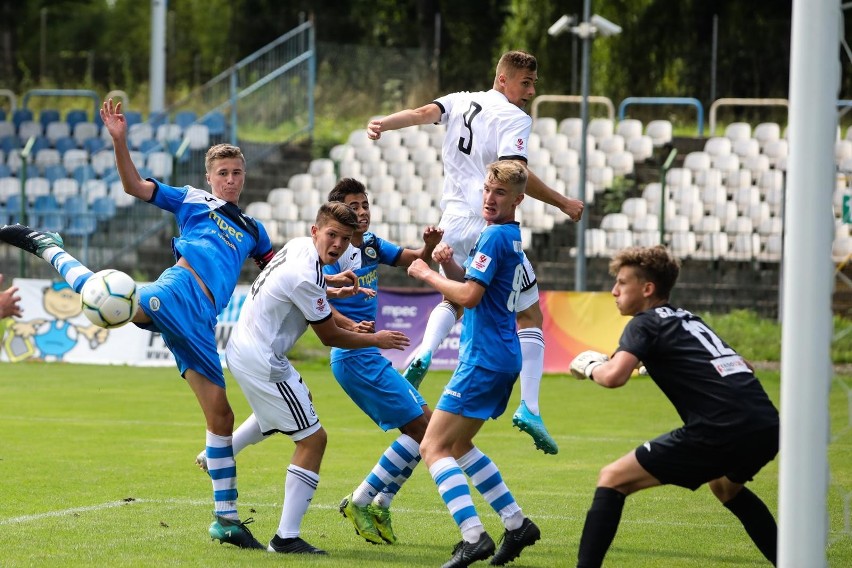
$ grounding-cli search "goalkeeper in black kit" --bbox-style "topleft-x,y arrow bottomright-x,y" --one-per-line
570,245 -> 779,567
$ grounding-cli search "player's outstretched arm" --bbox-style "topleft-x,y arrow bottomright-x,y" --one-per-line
311,318 -> 409,350
575,350 -> 638,388
407,258 -> 484,308
525,168 -> 584,222
366,103 -> 442,140
100,99 -> 155,201
397,226 -> 444,268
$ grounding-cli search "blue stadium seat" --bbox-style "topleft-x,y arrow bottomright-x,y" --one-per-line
30,136 -> 51,154
12,109 -> 33,129
83,137 -> 106,155
124,111 -> 142,127
39,109 -> 60,129
5,194 -> 23,223
63,195 -> 97,236
65,109 -> 88,129
201,112 -> 227,137
43,164 -> 67,184
91,195 -> 116,221
0,135 -> 20,153
54,136 -> 78,155
148,111 -> 168,129
31,194 -> 65,232
101,166 -> 119,183
138,138 -> 162,154
175,111 -> 197,130
0,164 -> 10,178
72,164 -> 97,185
0,109 -> 5,121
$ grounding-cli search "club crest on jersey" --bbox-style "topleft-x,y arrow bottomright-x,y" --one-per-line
515,138 -> 525,151
365,247 -> 377,259
472,252 -> 492,272
316,297 -> 328,313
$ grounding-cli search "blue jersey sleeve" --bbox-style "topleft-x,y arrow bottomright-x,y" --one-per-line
464,226 -> 506,288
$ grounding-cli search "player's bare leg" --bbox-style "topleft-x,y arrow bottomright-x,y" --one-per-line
402,300 -> 459,388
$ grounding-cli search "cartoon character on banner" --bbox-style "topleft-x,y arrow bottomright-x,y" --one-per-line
3,281 -> 109,362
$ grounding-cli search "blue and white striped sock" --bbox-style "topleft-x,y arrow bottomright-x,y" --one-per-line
206,431 -> 239,520
354,434 -> 420,507
41,247 -> 93,293
430,456 -> 483,542
369,434 -> 421,508
457,447 -> 523,530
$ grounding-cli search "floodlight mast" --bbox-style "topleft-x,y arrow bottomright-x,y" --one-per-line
548,5 -> 620,291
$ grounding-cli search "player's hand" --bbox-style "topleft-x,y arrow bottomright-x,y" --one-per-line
367,119 -> 384,140
353,320 -> 375,334
99,98 -> 127,140
570,350 -> 609,380
431,242 -> 454,265
422,226 -> 444,248
374,329 -> 410,350
562,197 -> 585,222
407,258 -> 432,281
324,269 -> 358,288
0,281 -> 22,318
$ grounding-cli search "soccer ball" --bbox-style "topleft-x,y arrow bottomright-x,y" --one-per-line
80,269 -> 139,329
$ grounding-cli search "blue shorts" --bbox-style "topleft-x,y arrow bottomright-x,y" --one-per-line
436,361 -> 518,420
135,266 -> 225,388
331,351 -> 426,431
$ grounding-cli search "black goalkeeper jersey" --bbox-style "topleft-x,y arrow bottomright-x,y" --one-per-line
618,304 -> 779,445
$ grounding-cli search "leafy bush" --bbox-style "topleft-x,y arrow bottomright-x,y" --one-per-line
701,309 -> 852,364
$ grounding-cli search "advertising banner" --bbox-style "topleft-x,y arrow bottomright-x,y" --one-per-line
2,279 -> 629,374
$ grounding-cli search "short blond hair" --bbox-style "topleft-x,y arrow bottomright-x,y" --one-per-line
315,201 -> 359,230
496,51 -> 538,78
485,160 -> 528,194
205,143 -> 245,172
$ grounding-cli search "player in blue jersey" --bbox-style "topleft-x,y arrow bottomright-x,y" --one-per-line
570,246 -> 778,567
0,98 -> 276,550
406,161 -> 541,568
321,178 -> 443,545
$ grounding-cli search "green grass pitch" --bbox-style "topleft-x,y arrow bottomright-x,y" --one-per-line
1,360 -> 850,567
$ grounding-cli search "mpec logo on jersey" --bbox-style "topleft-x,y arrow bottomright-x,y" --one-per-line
472,252 -> 492,272
514,138 -> 525,152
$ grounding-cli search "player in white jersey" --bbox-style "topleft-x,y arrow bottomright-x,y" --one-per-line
224,202 -> 410,554
366,50 -> 584,455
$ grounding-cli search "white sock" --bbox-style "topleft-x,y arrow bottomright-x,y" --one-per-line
518,328 -> 545,415
277,464 -> 319,539
415,301 -> 458,356
232,413 -> 266,456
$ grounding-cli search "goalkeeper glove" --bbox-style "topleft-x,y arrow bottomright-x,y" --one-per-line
570,350 -> 609,380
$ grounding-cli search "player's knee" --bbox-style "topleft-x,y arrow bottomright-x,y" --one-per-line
516,303 -> 543,328
708,477 -> 741,503
400,414 -> 430,443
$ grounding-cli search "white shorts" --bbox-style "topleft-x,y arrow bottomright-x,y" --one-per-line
226,355 -> 322,442
439,212 -> 539,312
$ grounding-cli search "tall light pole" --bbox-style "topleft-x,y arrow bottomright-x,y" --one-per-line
550,7 -> 621,291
